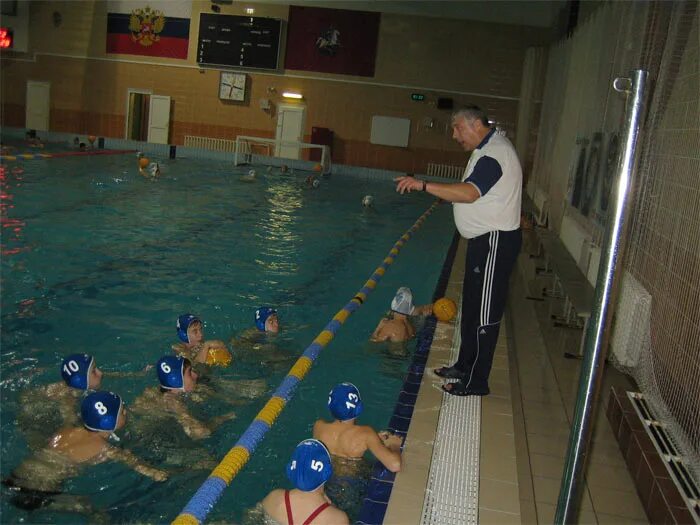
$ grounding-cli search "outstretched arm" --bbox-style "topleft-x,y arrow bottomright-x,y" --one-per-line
394,176 -> 479,204
106,447 -> 168,481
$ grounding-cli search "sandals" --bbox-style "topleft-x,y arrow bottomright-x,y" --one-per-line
441,381 -> 490,397
433,366 -> 465,379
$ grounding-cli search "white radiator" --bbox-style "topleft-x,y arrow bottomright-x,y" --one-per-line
184,135 -> 238,152
610,272 -> 651,369
559,214 -> 589,265
426,163 -> 464,179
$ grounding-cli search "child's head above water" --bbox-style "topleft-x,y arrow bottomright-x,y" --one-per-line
81,391 -> 125,432
61,353 -> 103,390
286,439 -> 333,491
327,382 -> 364,421
176,314 -> 203,345
254,307 -> 279,333
156,355 -> 197,392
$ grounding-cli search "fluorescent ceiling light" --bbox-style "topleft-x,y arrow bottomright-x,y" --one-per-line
282,92 -> 303,99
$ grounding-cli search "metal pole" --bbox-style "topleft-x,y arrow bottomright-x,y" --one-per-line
554,69 -> 648,523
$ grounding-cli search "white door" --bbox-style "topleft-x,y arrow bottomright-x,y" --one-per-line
147,95 -> 171,144
275,104 -> 306,159
26,81 -> 50,131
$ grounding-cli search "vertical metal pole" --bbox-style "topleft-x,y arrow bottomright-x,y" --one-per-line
554,69 -> 648,523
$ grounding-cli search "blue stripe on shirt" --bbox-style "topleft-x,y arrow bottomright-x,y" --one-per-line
466,156 -> 503,196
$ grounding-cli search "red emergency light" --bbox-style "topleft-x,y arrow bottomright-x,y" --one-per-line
0,28 -> 13,49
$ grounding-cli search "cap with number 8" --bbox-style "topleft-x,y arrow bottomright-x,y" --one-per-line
157,355 -> 186,390
61,353 -> 94,390
81,391 -> 122,432
286,439 -> 332,491
327,382 -> 364,421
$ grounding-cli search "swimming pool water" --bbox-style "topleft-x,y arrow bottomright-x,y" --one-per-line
0,151 -> 455,523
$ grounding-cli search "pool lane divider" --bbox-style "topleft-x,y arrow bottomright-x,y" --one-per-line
173,200 -> 441,525
0,149 -> 136,162
358,230 -> 461,525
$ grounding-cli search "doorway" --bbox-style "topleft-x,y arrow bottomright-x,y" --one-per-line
275,104 -> 306,159
126,89 -> 151,141
26,81 -> 50,131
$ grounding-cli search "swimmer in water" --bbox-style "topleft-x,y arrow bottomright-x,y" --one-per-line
370,287 -> 433,343
18,354 -> 103,450
240,169 -> 257,183
131,356 -> 236,441
231,307 -> 289,368
26,129 -> 44,148
361,195 -> 374,208
313,383 -> 403,473
260,439 -> 349,525
280,164 -> 289,174
4,391 -> 167,514
149,162 -> 160,177
172,314 -> 232,367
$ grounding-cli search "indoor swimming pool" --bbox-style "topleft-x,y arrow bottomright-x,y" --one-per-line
0,150 -> 455,523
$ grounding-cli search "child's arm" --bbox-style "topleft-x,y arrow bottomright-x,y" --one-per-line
370,319 -> 388,342
105,447 -> 168,481
366,428 -> 402,472
412,304 -> 434,316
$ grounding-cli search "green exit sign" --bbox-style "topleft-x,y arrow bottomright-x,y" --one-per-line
411,93 -> 425,101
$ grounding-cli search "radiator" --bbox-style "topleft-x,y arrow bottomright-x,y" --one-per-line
426,163 -> 464,179
184,135 -> 238,152
610,272 -> 651,368
560,214 -> 589,265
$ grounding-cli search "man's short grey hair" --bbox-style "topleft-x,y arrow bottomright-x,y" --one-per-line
452,105 -> 490,127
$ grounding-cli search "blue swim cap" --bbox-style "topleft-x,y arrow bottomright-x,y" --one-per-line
254,307 -> 277,332
157,355 -> 186,390
81,391 -> 123,432
176,314 -> 200,343
328,382 -> 364,421
286,439 -> 333,492
61,353 -> 94,390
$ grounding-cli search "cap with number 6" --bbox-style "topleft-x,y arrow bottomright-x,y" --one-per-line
327,382 -> 364,421
156,355 -> 186,390
60,353 -> 94,390
81,391 -> 123,432
286,439 -> 332,491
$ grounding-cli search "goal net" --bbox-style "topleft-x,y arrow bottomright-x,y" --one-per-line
233,135 -> 332,174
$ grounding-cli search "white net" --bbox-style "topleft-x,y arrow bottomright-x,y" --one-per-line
233,135 -> 332,175
529,0 -> 700,480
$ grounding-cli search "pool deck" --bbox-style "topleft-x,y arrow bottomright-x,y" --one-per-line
383,233 -> 648,524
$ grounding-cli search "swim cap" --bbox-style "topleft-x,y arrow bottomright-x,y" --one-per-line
328,382 -> 364,421
391,287 -> 414,315
149,162 -> 159,176
61,354 -> 94,390
81,391 -> 123,432
254,307 -> 277,332
286,439 -> 333,492
312,178 -> 321,188
157,355 -> 186,390
248,169 -> 256,177
362,195 -> 374,207
176,314 -> 200,343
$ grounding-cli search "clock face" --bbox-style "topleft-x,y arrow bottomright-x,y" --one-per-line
219,72 -> 246,101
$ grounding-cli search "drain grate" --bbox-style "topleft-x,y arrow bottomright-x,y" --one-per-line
420,307 -> 481,525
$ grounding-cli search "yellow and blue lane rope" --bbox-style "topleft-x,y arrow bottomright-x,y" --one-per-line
0,153 -> 53,161
173,200 -> 440,525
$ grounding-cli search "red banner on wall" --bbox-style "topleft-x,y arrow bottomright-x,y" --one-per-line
284,5 -> 380,77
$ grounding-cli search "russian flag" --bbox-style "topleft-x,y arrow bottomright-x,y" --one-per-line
106,1 -> 190,59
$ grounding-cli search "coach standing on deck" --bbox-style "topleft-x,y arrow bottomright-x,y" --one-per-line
394,105 -> 522,396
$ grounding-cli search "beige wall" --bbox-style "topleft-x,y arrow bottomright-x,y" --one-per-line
1,1 -> 550,172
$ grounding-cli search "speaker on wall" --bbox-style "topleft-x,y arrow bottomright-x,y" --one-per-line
437,97 -> 454,110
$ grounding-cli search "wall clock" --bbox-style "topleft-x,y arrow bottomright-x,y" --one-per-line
219,72 -> 246,101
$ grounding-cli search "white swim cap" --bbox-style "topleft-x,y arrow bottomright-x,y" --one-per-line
391,287 -> 414,315
362,195 -> 374,207
248,169 -> 257,177
312,179 -> 320,188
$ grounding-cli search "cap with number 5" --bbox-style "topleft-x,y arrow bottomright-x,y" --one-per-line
156,355 -> 186,390
286,439 -> 332,491
327,382 -> 364,421
60,353 -> 94,390
81,391 -> 123,432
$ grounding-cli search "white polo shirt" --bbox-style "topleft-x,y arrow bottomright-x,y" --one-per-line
453,129 -> 522,239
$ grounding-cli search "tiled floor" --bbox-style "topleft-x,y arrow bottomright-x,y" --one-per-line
510,235 -> 649,524
384,233 -> 649,524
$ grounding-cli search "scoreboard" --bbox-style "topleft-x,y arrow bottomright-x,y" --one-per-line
197,13 -> 282,70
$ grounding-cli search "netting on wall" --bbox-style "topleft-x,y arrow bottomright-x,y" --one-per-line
529,0 -> 700,479
625,0 -> 700,479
